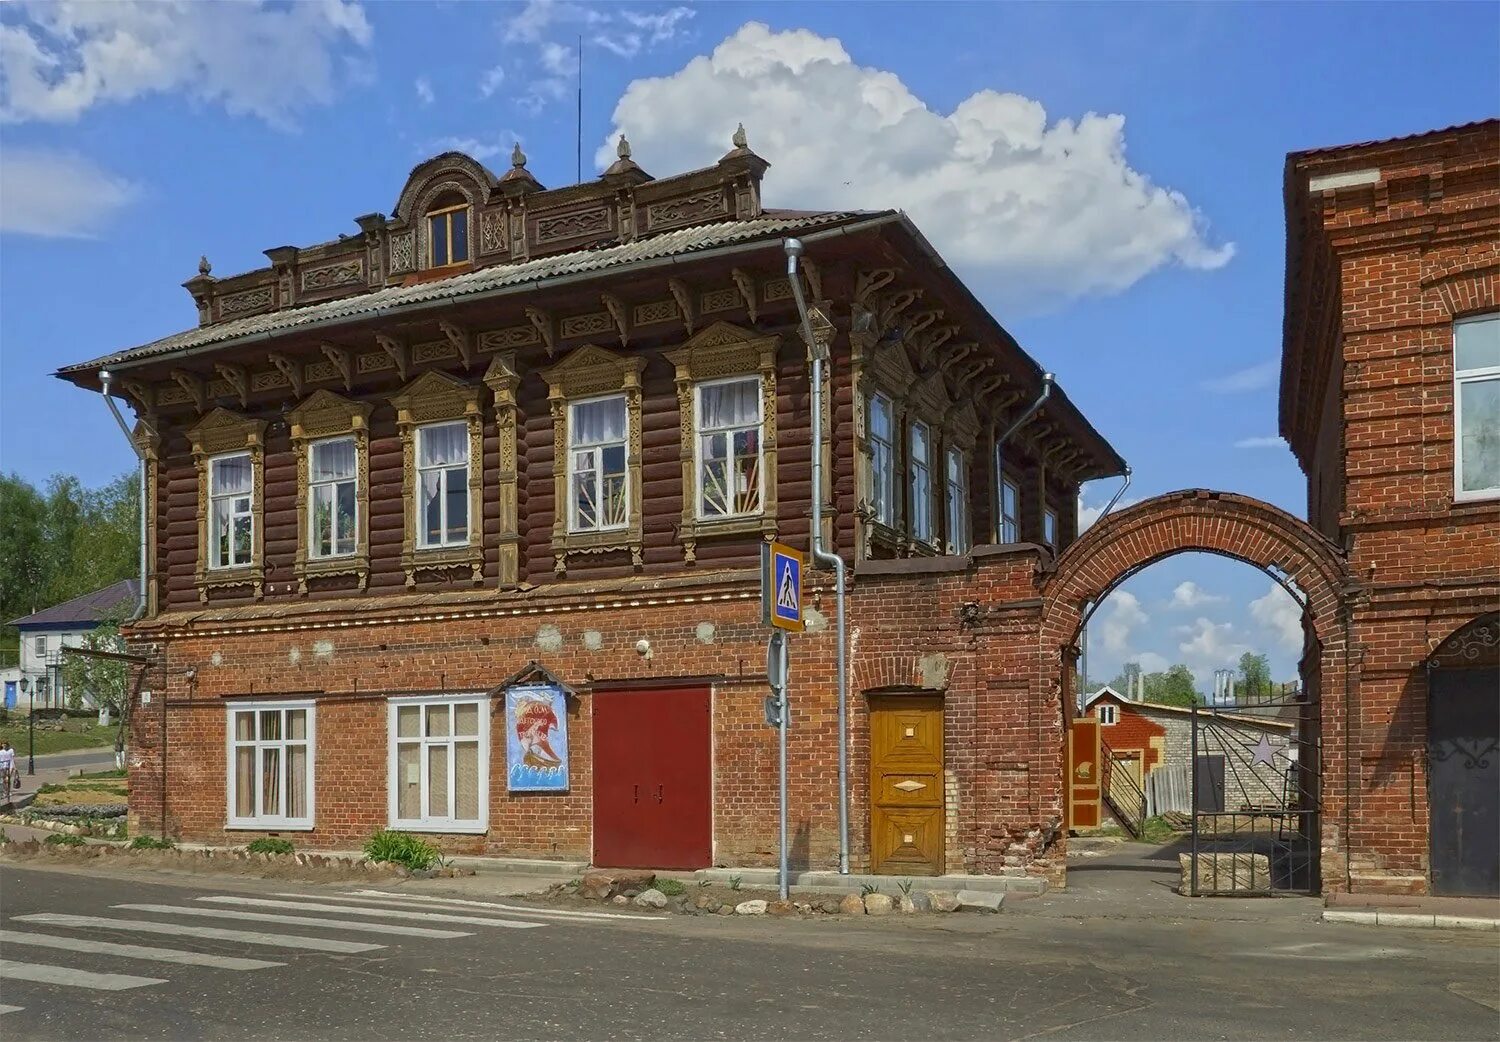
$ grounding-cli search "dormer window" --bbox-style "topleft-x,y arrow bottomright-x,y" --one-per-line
426,199 -> 469,268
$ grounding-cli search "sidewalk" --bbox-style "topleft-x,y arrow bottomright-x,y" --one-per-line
1322,891 -> 1500,932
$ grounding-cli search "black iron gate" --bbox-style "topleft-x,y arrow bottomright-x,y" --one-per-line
1189,691 -> 1320,896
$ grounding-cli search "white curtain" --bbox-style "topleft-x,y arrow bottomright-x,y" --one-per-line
418,423 -> 468,467
212,455 -> 252,495
572,397 -> 626,446
311,438 -> 356,481
699,379 -> 759,429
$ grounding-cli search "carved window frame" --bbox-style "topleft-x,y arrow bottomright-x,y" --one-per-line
943,398 -> 981,556
541,345 -> 646,574
415,180 -> 477,274
483,353 -> 522,586
389,371 -> 485,587
663,322 -> 780,562
853,340 -> 918,557
287,390 -> 373,594
188,408 -> 267,602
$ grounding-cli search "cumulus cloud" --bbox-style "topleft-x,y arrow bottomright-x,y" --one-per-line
598,23 -> 1232,311
478,65 -> 506,98
502,2 -> 693,90
414,77 -> 434,105
1250,584 -> 1304,653
1170,581 -> 1226,610
0,0 -> 372,127
0,147 -> 137,237
1204,359 -> 1278,394
1177,617 -> 1249,667
423,135 -> 520,163
1100,591 -> 1149,655
1235,436 -> 1286,450
1077,495 -> 1137,533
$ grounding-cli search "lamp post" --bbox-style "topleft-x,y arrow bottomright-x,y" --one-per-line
27,677 -> 36,775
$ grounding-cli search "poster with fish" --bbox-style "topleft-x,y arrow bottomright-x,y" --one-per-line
505,684 -> 570,792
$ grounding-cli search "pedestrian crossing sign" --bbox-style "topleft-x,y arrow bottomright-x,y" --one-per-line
762,541 -> 805,632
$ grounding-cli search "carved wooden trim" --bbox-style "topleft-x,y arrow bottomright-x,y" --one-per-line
286,390 -> 373,595
388,371 -> 485,587
662,321 -> 780,562
668,278 -> 696,336
171,369 -> 208,414
187,408 -> 267,602
133,421 -> 161,617
319,343 -> 354,391
376,334 -> 410,381
539,345 -> 647,575
731,269 -> 758,322
483,352 -> 522,586
438,320 -> 475,370
853,335 -> 919,560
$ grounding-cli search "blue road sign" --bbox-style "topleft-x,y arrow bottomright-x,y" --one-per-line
762,541 -> 805,632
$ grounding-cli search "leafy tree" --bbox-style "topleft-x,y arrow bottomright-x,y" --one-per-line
1238,651 -> 1272,700
1143,664 -> 1201,707
61,600 -> 131,713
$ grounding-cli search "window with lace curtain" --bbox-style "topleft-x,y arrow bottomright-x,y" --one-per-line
568,395 -> 629,532
308,437 -> 357,559
210,452 -> 254,568
388,695 -> 487,833
227,702 -> 314,830
416,421 -> 470,548
695,376 -> 763,519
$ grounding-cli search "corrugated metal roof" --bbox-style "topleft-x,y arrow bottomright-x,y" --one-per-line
60,211 -> 874,374
1287,118 -> 1497,161
9,579 -> 139,629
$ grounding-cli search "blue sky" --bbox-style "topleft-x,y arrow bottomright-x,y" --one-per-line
2,1 -> 1495,689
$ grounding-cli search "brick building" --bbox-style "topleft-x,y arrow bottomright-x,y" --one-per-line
1282,119 -> 1499,897
57,134 -> 1125,884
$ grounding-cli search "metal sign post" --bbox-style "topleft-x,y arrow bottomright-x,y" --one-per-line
762,542 -> 803,902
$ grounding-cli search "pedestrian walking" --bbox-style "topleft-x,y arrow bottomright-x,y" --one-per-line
0,742 -> 15,801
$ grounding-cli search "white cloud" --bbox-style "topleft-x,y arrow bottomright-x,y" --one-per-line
0,0 -> 372,127
1204,360 -> 1278,394
424,135 -> 519,163
414,76 -> 434,105
503,0 -> 607,44
598,23 -> 1232,311
1176,617 -> 1249,668
1250,584 -> 1303,653
1234,436 -> 1286,450
503,3 -> 691,112
1077,495 -> 1137,532
539,41 -> 578,77
478,65 -> 506,98
1170,581 -> 1226,610
0,147 -> 137,237
597,6 -> 695,57
1100,591 -> 1149,655
1135,651 -> 1171,675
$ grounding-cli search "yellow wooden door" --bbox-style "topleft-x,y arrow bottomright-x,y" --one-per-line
869,695 -> 944,875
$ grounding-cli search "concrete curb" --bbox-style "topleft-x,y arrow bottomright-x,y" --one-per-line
692,867 -> 1045,896
1323,909 -> 1499,931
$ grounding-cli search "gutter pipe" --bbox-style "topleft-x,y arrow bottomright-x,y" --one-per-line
784,236 -> 851,875
97,369 -> 149,623
992,374 -> 1053,541
1098,465 -> 1133,521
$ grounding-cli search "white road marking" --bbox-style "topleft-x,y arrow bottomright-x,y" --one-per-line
332,889 -> 659,922
0,1005 -> 24,1015
114,904 -> 471,939
13,914 -> 383,954
0,930 -> 281,971
196,896 -> 543,929
0,959 -> 165,992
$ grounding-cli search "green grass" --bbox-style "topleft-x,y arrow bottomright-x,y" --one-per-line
0,723 -> 118,755
246,837 -> 295,856
654,878 -> 686,896
75,768 -> 127,780
362,830 -> 441,871
1138,815 -> 1180,845
44,833 -> 86,846
129,835 -> 174,850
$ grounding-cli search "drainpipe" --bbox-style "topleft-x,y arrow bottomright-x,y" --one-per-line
992,374 -> 1052,542
97,370 -> 149,621
785,237 -> 851,875
1098,465 -> 1133,521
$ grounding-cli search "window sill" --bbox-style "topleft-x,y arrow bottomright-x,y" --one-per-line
387,821 -> 487,835
404,262 -> 473,286
226,821 -> 315,832
1453,489 -> 1500,504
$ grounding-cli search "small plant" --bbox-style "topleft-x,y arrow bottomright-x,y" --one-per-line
655,878 -> 686,897
45,833 -> 86,847
729,875 -> 743,891
859,882 -> 879,897
697,878 -> 711,889
897,879 -> 913,896
362,830 -> 441,872
246,837 -> 295,856
130,835 -> 175,850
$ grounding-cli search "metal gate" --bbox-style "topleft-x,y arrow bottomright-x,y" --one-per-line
1188,690 -> 1320,896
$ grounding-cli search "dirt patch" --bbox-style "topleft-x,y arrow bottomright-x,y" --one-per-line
34,787 -> 127,808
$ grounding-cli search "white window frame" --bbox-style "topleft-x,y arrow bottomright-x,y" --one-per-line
693,375 -> 766,521
1454,313 -> 1500,502
567,393 -> 631,534
415,421 -> 470,549
225,700 -> 315,831
1098,704 -> 1118,726
909,421 -> 935,544
999,474 -> 1021,543
868,392 -> 896,526
1043,507 -> 1059,547
35,635 -> 48,658
209,451 -> 254,569
308,435 -> 358,560
945,445 -> 970,555
387,693 -> 489,834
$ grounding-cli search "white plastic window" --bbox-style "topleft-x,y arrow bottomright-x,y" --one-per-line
227,703 -> 314,829
416,422 -> 469,548
1454,314 -> 1500,500
389,697 -> 487,832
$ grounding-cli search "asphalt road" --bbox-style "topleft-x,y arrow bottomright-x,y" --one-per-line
0,863 -> 1496,1041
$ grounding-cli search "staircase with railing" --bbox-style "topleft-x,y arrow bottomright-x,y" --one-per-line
1100,737 -> 1148,838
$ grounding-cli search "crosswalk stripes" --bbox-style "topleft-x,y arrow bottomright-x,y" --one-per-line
0,959 -> 166,992
322,889 -> 659,922
0,929 -> 282,971
113,904 -> 473,939
12,913 -> 385,954
194,895 -> 546,929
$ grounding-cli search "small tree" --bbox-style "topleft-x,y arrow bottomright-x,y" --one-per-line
1238,652 -> 1271,700
60,601 -> 135,759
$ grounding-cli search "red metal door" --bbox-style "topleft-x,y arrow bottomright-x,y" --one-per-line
592,687 -> 712,869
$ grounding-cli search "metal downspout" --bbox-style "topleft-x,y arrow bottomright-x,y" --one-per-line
785,237 -> 851,874
97,369 -> 148,621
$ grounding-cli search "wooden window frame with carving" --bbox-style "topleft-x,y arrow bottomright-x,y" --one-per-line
663,322 -> 780,563
942,399 -> 981,556
188,408 -> 268,603
287,390 -> 373,594
389,371 -> 485,587
541,345 -> 647,575
852,337 -> 918,558
426,202 -> 471,270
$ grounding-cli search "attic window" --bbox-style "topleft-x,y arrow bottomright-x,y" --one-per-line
427,198 -> 469,268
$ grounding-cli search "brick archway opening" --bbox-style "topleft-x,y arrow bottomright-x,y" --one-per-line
1041,489 -> 1357,893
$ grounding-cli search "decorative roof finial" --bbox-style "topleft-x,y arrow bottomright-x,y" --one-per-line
198,255 -> 212,276
732,123 -> 747,149
512,142 -> 527,169
617,134 -> 631,160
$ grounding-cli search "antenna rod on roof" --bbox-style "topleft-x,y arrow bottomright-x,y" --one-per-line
576,34 -> 583,184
